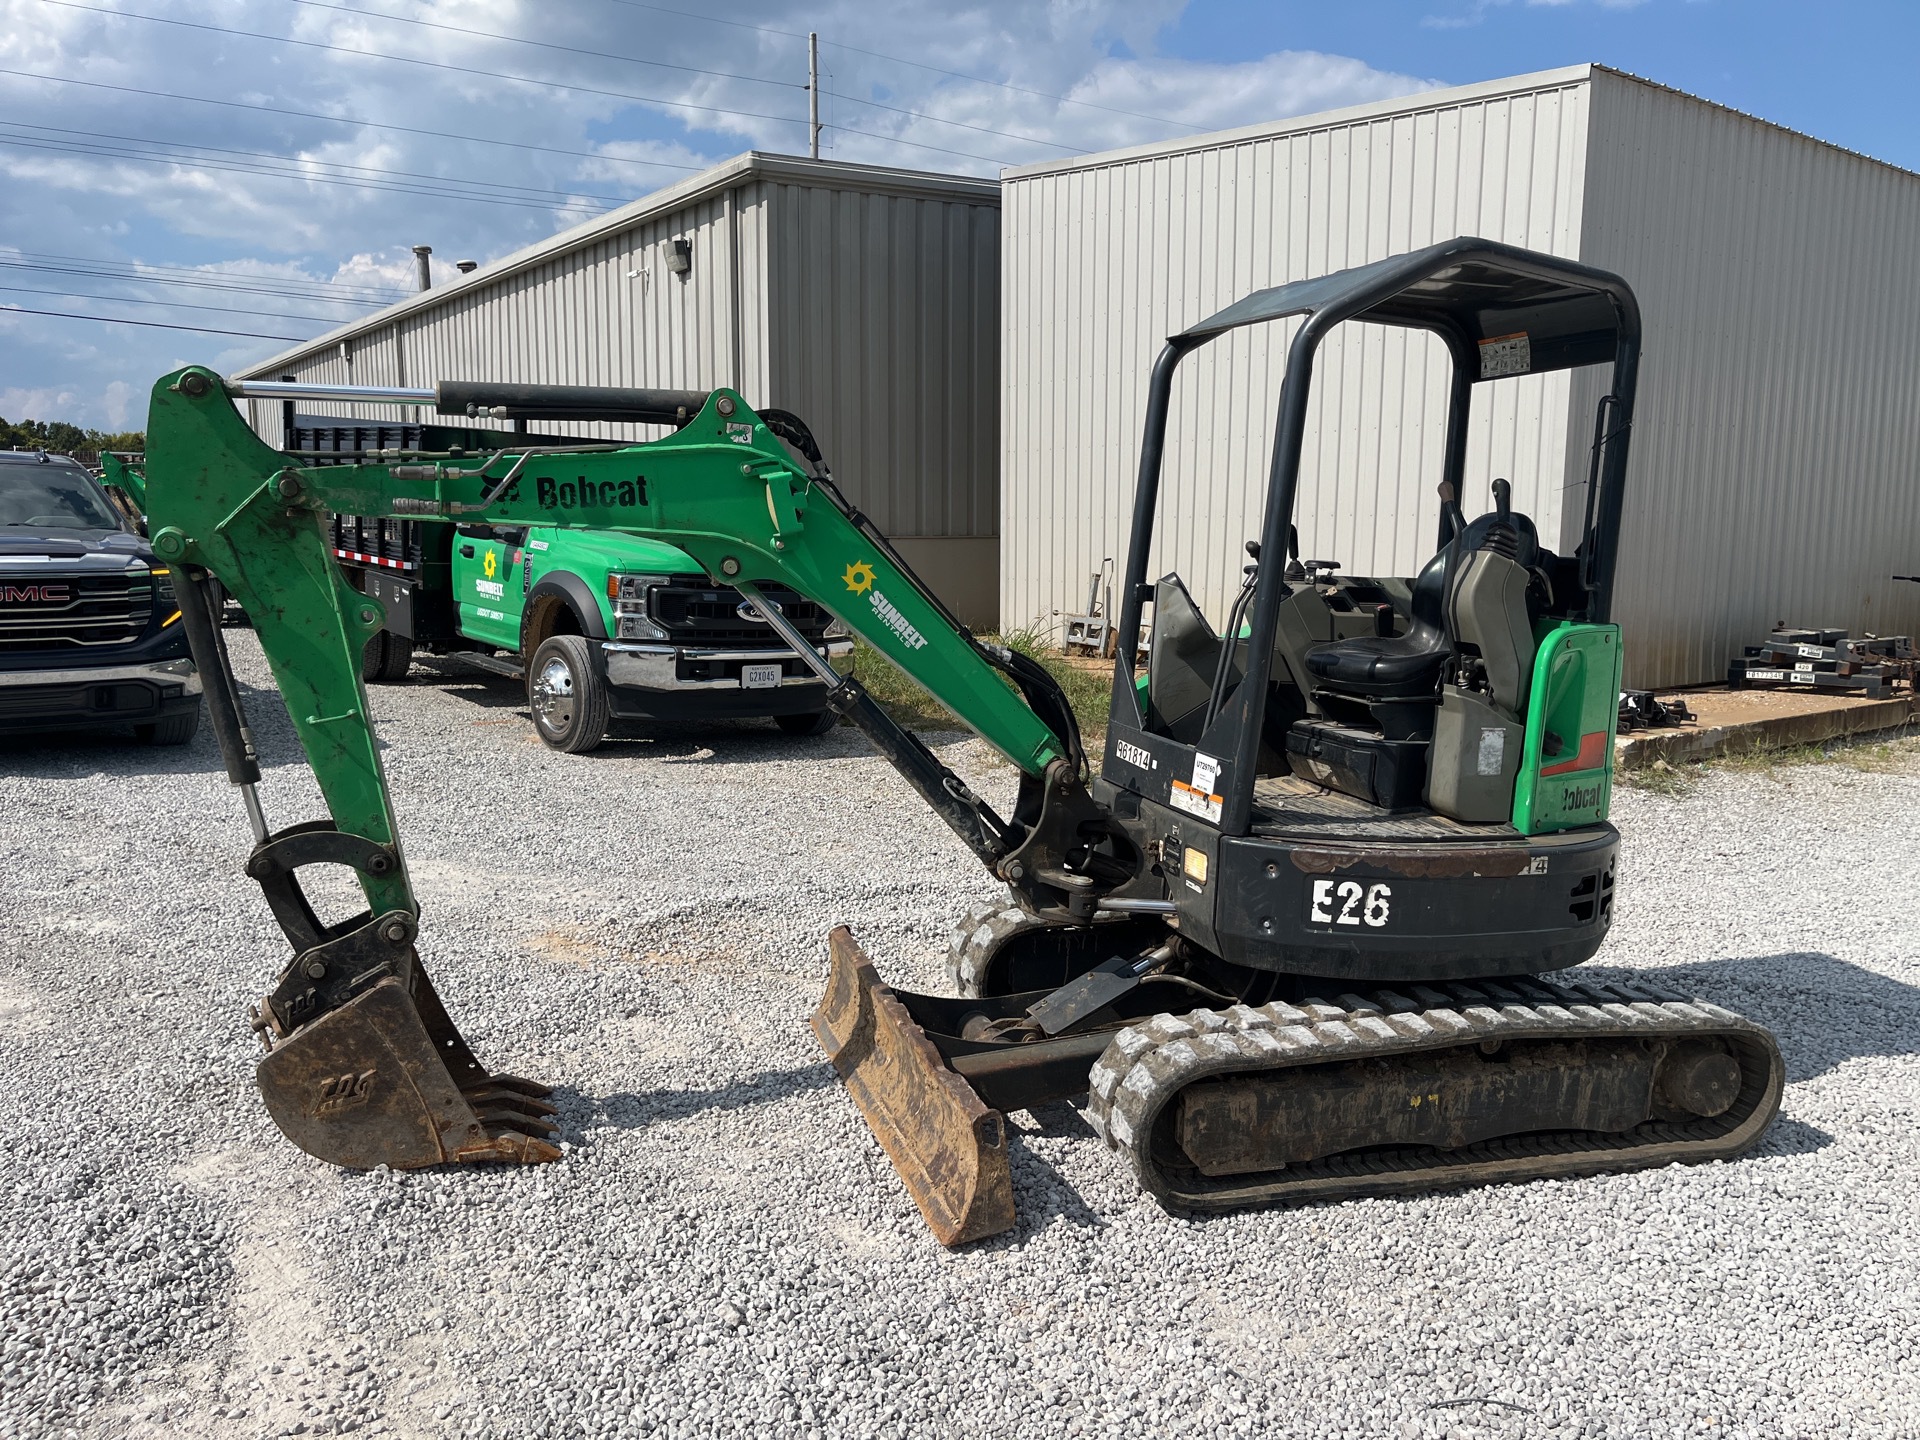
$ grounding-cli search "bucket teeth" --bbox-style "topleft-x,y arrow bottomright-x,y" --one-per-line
455,1131 -> 563,1165
255,966 -> 563,1172
465,1086 -> 560,1121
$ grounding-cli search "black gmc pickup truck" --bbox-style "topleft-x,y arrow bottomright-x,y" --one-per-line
0,450 -> 201,743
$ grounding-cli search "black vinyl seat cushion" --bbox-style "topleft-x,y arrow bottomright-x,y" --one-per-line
1303,546 -> 1451,699
1303,635 -> 1450,696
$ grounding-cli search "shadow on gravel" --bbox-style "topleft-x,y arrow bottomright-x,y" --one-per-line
1588,952 -> 1920,1083
1752,1116 -> 1835,1158
559,1062 -> 838,1134
0,725 -> 226,774
986,1100 -> 1110,1243
413,666 -> 527,711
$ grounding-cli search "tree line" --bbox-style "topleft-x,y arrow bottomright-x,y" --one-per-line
1,416 -> 144,457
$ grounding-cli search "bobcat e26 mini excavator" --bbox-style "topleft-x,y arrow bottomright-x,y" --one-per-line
141,238 -> 1783,1245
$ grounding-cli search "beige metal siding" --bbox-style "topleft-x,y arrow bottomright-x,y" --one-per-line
250,191 -> 765,448
234,155 -> 1001,624
1580,72 -> 1920,687
764,182 -> 999,545
1001,74 -> 1593,635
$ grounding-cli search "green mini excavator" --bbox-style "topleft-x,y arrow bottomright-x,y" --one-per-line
142,238 -> 1783,1244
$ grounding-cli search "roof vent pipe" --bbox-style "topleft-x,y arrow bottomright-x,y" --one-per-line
411,245 -> 432,291
455,259 -> 478,274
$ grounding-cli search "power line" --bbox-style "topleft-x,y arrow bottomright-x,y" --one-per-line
817,39 -> 1204,133
0,130 -> 618,216
0,249 -> 409,302
0,68 -> 707,177
287,0 -> 1077,156
281,0 -> 798,94
0,305 -> 311,342
33,0 -> 1019,168
0,282 -> 358,325
38,0 -> 814,138
821,89 -> 1080,152
0,118 -> 631,209
0,261 -> 391,308
594,0 -> 1201,132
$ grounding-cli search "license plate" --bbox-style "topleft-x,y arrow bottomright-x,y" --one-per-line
740,663 -> 782,690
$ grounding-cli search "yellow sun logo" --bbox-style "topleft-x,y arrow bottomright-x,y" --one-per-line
842,560 -> 875,595
482,549 -> 498,579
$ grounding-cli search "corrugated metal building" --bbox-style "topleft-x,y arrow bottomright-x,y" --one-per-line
1002,64 -> 1920,687
236,152 -> 1002,626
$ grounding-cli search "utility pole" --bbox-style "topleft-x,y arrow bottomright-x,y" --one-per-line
808,32 -> 820,160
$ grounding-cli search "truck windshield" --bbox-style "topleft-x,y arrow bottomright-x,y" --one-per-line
0,466 -> 124,530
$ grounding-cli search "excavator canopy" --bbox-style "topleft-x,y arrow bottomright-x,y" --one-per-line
1176,235 -> 1639,377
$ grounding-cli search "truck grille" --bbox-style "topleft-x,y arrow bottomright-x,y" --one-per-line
0,571 -> 151,650
651,581 -> 830,646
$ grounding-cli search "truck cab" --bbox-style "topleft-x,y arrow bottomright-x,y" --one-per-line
295,416 -> 851,752
0,450 -> 202,743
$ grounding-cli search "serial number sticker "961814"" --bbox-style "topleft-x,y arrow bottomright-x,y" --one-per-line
1308,879 -> 1391,927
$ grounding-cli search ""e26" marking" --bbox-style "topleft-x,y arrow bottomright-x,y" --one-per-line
1308,879 -> 1391,927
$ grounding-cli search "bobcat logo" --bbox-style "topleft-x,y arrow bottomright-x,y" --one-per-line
313,1070 -> 376,1117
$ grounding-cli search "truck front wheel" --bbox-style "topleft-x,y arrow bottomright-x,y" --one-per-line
527,634 -> 610,753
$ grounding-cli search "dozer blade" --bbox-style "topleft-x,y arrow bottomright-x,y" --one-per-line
256,957 -> 560,1170
811,928 -> 1015,1246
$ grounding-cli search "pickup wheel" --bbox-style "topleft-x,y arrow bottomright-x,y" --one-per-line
134,705 -> 202,746
774,710 -> 837,737
361,630 -> 414,684
527,634 -> 609,754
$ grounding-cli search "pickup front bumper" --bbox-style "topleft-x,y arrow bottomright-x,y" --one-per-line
599,638 -> 854,719
0,657 -> 202,732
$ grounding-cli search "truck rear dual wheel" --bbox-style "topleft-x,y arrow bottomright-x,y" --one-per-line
361,630 -> 414,684
528,634 -> 610,754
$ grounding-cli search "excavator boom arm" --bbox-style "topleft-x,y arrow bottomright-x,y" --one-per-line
142,369 -> 1083,910
135,365 -> 1132,1195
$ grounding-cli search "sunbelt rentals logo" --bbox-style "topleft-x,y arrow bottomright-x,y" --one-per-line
843,559 -> 928,651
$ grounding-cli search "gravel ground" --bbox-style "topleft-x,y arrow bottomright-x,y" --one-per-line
1,630 -> 1915,1440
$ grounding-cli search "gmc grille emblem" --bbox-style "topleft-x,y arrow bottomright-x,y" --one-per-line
1,584 -> 70,603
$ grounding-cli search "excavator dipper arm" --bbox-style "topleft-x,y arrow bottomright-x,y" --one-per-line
139,368 -> 1137,1231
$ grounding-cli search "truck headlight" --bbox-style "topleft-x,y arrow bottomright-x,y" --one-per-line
610,572 -> 671,641
822,614 -> 851,640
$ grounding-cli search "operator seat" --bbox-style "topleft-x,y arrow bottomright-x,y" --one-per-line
1302,480 -> 1543,706
1300,548 -> 1452,699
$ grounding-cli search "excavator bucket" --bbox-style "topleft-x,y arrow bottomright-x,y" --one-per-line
811,928 -> 1015,1246
255,954 -> 561,1170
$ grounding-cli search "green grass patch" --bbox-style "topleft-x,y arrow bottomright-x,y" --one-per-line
1619,722 -> 1920,795
846,627 -> 1115,753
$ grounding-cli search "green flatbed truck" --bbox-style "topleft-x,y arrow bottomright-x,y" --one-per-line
295,414 -> 852,752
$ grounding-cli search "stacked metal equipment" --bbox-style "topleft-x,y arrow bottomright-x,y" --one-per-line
1729,627 -> 1914,698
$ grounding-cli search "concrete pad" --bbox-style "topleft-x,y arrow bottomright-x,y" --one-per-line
1617,687 -> 1916,767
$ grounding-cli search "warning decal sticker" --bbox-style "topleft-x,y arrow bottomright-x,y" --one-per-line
1478,331 -> 1531,379
1169,751 -> 1223,823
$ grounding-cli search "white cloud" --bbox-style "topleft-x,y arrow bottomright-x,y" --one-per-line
0,0 -> 1437,427
102,379 -> 132,430
1424,0 -> 1651,28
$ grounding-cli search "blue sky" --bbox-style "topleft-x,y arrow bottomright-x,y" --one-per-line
1169,0 -> 1918,172
0,0 -> 1911,429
